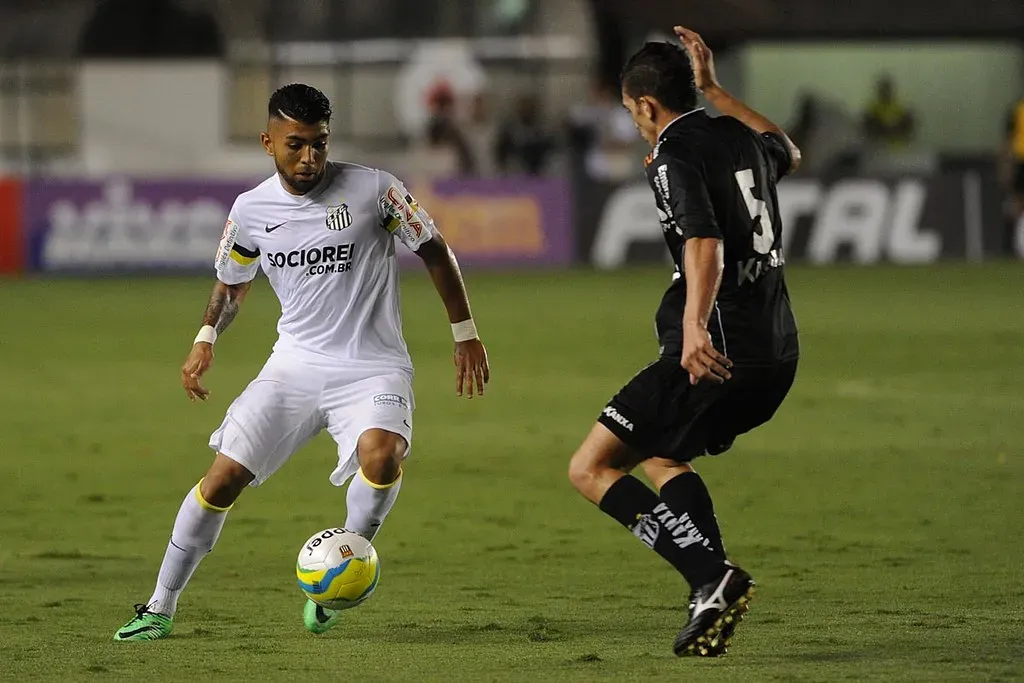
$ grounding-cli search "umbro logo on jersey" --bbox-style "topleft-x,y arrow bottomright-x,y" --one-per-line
265,221 -> 287,233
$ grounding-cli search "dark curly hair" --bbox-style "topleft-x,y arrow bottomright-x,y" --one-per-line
268,83 -> 332,124
620,42 -> 698,114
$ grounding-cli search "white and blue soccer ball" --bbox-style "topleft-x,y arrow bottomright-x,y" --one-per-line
296,528 -> 380,610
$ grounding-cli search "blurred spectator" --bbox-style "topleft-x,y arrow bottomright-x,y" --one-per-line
394,43 -> 487,143
862,75 -> 916,149
464,93 -> 498,178
786,92 -> 862,175
567,80 -> 643,181
405,82 -> 476,180
79,0 -> 223,58
425,82 -> 477,176
789,93 -> 819,152
787,92 -> 820,172
1000,95 -> 1024,255
495,95 -> 554,176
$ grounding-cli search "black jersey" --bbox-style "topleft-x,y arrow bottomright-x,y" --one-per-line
645,109 -> 799,366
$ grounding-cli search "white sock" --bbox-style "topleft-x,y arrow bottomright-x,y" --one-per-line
344,468 -> 402,541
147,479 -> 231,617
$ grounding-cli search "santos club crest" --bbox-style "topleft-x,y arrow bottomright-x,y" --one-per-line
326,203 -> 353,231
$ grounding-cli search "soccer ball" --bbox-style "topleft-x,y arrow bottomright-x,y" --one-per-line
295,528 -> 380,610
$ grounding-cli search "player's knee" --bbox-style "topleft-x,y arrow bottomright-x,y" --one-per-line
567,450 -> 599,494
201,454 -> 255,508
641,458 -> 695,490
357,429 -> 406,485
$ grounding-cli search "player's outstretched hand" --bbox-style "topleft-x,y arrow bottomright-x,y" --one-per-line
454,338 -> 490,399
681,324 -> 732,385
674,26 -> 719,93
181,342 -> 214,401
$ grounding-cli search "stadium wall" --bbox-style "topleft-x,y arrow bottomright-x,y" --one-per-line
0,169 -> 1019,276
743,42 -> 1024,153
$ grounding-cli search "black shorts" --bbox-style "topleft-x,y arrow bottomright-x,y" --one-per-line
597,357 -> 798,462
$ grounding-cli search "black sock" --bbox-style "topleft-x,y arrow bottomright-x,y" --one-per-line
598,475 -> 725,587
659,471 -> 726,562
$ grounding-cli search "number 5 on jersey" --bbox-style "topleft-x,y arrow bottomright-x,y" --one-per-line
735,169 -> 775,255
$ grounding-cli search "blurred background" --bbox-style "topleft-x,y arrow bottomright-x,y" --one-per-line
0,0 -> 1022,273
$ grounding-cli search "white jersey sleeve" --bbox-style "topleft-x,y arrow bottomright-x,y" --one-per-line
214,199 -> 261,285
377,171 -> 435,252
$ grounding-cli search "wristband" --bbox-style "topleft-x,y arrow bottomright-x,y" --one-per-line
194,325 -> 217,346
451,319 -> 478,343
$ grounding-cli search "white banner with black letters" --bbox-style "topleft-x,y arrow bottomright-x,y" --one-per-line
577,171 -> 1011,267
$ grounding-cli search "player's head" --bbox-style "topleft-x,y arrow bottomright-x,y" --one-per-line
620,42 -> 698,146
261,84 -> 332,195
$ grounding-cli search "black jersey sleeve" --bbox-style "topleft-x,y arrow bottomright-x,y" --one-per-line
651,157 -> 722,241
761,132 -> 793,182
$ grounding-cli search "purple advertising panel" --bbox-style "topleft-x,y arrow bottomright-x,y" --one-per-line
24,177 -> 255,272
24,176 -> 573,273
397,177 -> 573,268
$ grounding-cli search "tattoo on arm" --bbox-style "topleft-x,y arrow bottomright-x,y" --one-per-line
202,281 -> 252,336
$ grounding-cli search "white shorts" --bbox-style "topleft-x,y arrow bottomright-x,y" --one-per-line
209,352 -> 414,487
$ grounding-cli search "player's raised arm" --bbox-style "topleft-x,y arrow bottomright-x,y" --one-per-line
674,26 -> 801,176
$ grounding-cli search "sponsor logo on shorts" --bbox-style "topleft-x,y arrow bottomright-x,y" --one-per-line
339,544 -> 354,559
265,243 -> 354,276
602,406 -> 634,432
373,393 -> 408,408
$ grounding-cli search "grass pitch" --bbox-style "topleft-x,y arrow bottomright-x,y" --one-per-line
0,265 -> 1022,682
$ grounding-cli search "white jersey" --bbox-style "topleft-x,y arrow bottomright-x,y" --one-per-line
214,161 -> 434,371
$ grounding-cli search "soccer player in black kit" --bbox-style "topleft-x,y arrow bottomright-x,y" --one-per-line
568,26 -> 801,657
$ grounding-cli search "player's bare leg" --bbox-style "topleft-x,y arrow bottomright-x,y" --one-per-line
568,423 -> 647,503
570,424 -> 723,580
570,425 -> 752,657
200,453 -> 257,508
641,457 -> 694,489
346,428 -> 406,540
114,454 -> 254,641
305,429 -> 407,634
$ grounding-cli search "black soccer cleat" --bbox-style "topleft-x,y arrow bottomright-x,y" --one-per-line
673,565 -> 755,657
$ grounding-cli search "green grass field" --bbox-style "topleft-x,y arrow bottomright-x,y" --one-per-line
1,265 -> 1022,682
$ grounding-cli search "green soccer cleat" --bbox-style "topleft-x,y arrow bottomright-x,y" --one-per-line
113,603 -> 173,641
303,599 -> 341,634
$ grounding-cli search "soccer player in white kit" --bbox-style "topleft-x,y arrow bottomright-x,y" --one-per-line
114,84 -> 490,641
